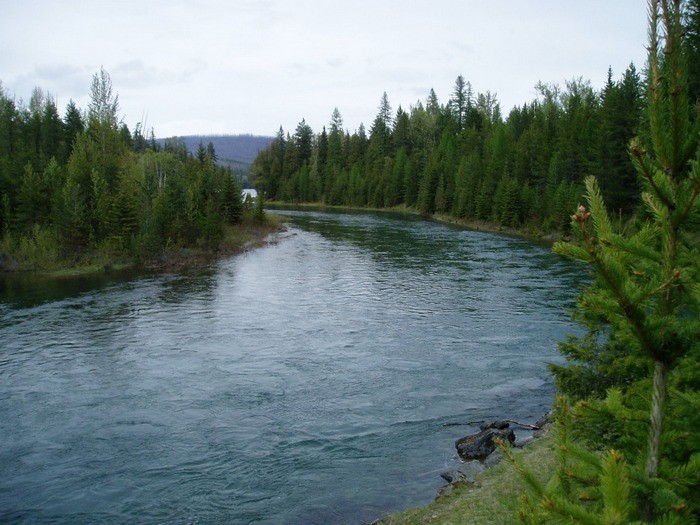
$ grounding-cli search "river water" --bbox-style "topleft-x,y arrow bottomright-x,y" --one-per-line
0,209 -> 585,524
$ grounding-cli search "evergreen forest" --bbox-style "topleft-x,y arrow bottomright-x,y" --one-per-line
252,72 -> 646,233
251,3 -> 698,236
0,69 -> 251,272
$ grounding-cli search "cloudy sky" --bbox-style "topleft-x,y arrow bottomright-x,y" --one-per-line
1,1 -> 649,138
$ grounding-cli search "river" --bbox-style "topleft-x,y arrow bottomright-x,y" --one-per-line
0,209 -> 585,524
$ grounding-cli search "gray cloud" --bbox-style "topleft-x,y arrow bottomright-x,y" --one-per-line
112,60 -> 207,89
9,64 -> 91,104
1,0 -> 649,136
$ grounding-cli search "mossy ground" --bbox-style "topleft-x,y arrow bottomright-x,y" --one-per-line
380,431 -> 556,525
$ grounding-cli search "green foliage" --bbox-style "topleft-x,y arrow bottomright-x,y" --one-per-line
504,400 -> 696,524
5,224 -> 60,270
0,69 -> 249,270
253,191 -> 265,223
550,329 -> 650,401
525,2 -> 700,522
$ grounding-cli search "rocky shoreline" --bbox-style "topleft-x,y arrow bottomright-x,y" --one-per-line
366,414 -> 553,525
437,413 -> 552,498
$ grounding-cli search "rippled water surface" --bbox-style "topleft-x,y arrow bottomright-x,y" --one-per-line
0,210 -> 585,524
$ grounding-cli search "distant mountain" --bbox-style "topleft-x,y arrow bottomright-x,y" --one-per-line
158,134 -> 274,165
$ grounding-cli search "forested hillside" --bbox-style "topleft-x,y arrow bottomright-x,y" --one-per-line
252,69 -> 646,234
163,135 -> 274,165
157,134 -> 274,187
0,69 -> 248,271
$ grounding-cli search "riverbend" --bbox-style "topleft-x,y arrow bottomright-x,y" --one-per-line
0,209 -> 585,524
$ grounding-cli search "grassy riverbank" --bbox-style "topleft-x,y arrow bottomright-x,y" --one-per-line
0,215 -> 284,278
380,431 -> 556,525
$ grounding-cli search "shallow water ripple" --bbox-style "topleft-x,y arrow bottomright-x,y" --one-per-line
0,210 -> 584,524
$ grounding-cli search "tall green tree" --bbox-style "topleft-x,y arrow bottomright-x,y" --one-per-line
293,118 -> 314,167
62,99 -> 84,163
369,92 -> 393,159
449,74 -> 471,130
86,67 -> 124,192
596,65 -> 644,212
522,2 -> 700,522
40,95 -> 63,166
327,108 -> 344,164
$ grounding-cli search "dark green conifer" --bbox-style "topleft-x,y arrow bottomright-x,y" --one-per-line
511,1 -> 700,522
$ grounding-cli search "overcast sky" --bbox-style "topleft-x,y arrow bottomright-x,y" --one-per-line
1,1 -> 649,138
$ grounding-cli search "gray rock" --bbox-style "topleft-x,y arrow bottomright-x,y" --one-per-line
455,427 -> 515,460
533,411 -> 553,438
515,435 -> 536,448
483,448 -> 504,468
440,460 -> 485,484
436,482 -> 456,498
534,411 -> 553,429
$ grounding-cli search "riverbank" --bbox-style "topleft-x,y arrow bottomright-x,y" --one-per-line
376,422 -> 556,525
141,216 -> 286,272
430,213 -> 566,246
0,216 -> 285,279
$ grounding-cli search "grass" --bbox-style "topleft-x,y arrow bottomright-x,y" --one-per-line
380,431 -> 556,525
0,214 -> 285,278
219,213 -> 284,255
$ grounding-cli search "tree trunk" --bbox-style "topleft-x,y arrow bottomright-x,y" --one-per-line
643,358 -> 667,521
645,359 -> 667,478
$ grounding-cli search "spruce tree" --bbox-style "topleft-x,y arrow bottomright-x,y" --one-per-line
562,0 -> 698,482
513,1 -> 700,522
450,75 -> 471,130
61,99 -> 84,163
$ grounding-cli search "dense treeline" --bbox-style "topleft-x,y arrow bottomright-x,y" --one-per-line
0,68 -> 246,270
252,67 -> 645,233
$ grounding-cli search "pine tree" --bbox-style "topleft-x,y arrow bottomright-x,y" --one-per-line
449,75 -> 471,130
392,106 -> 411,153
205,141 -> 217,163
596,65 -> 644,212
293,119 -> 313,167
40,95 -> 63,167
369,92 -> 393,159
519,1 -> 700,522
62,99 -> 84,163
196,141 -> 207,164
